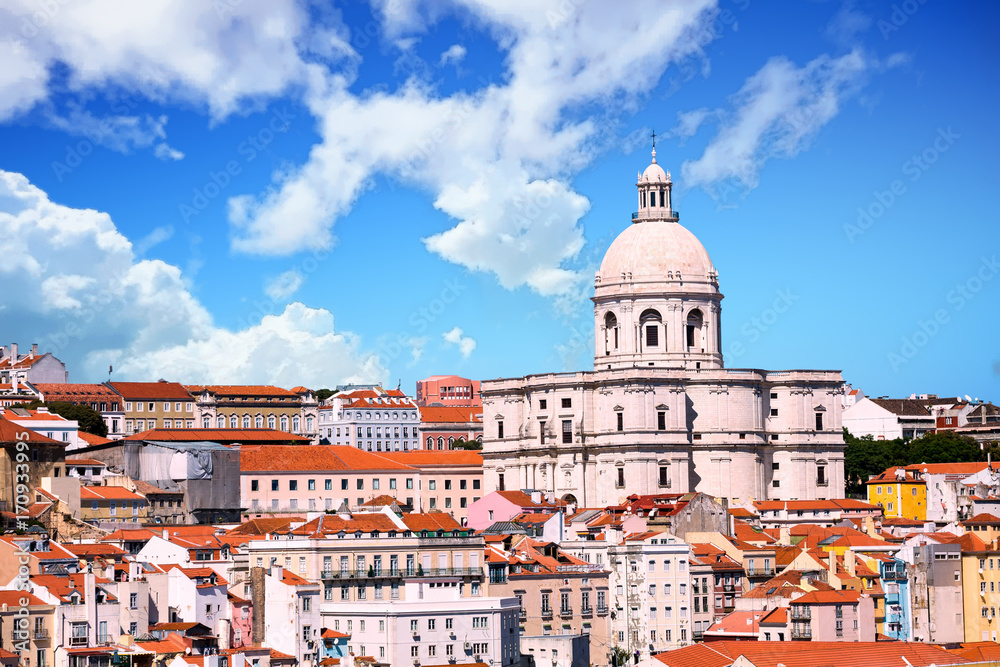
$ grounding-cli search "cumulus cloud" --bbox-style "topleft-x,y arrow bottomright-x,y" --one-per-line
677,50 -> 870,199
0,169 -> 385,386
226,0 -> 720,296
265,269 -> 304,301
133,225 -> 175,257
0,0 -> 326,121
439,44 -> 466,66
442,326 -> 476,358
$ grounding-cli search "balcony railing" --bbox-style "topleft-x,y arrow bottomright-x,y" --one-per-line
790,607 -> 811,621
746,566 -> 776,577
791,625 -> 812,640
34,629 -> 50,640
559,607 -> 573,617
321,567 -> 482,579
540,608 -> 553,619
883,570 -> 906,581
518,609 -> 527,620
596,605 -> 609,615
722,584 -> 736,592
581,606 -> 593,616
70,637 -> 88,647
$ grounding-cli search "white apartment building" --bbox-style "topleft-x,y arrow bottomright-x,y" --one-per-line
318,386 -> 421,452
1,406 -> 81,447
256,567 -> 322,667
608,532 -> 694,660
320,587 -> 520,667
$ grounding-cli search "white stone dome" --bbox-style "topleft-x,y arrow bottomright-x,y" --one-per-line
597,219 -> 716,286
640,162 -> 669,183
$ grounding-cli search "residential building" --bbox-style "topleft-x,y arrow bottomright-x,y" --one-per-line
0,590 -> 56,667
702,610 -> 764,642
612,493 -> 730,540
467,490 -> 566,531
28,572 -> 122,661
30,383 -> 125,438
418,405 -> 483,449
750,499 -> 883,529
378,450 -> 484,522
66,457 -> 109,484
609,531 -> 693,659
80,485 -> 148,524
482,151 -> 846,507
146,565 -> 230,633
416,375 -> 482,407
867,462 -> 1000,522
690,543 -> 744,621
132,480 -> 186,524
109,381 -> 196,435
897,537 -> 965,644
0,417 -> 66,515
187,384 -> 319,442
240,445 -> 420,516
0,343 -> 68,384
251,567 -> 321,667
842,397 -> 936,440
317,386 -> 420,451
485,538 -> 610,661
1,406 -> 80,448
960,533 -> 1000,642
788,589 -> 875,642
870,554 -> 911,640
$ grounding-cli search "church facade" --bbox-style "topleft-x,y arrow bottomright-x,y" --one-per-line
481,149 -> 845,506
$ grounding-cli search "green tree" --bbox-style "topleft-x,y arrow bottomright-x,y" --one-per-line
315,388 -> 334,402
450,438 -> 482,450
843,428 -> 985,497
22,400 -> 108,437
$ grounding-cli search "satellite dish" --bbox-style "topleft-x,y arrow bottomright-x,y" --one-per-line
965,395 -> 973,403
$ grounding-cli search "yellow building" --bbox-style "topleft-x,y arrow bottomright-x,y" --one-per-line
961,533 -> 1000,642
81,485 -> 148,523
866,467 -> 926,520
111,381 -> 196,435
965,514 -> 1000,543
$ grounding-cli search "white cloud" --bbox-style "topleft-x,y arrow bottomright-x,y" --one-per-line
667,107 -> 713,142
0,0 -> 327,121
439,44 -> 466,66
265,269 -> 304,301
226,0 -> 720,296
442,326 -> 477,358
134,225 -> 175,256
0,169 -> 385,386
678,50 -> 870,199
154,143 -> 185,161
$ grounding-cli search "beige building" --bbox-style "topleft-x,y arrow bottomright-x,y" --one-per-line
0,590 -> 56,667
187,384 -> 319,442
379,450 -> 484,524
482,150 -> 845,506
110,381 -> 195,435
80,485 -> 148,524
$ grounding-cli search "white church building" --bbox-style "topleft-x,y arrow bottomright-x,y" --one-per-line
481,149 -> 846,506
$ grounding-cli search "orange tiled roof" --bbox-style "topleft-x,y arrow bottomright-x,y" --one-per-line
654,640 -> 967,667
418,406 -> 483,424
795,589 -> 862,605
81,486 -> 145,501
0,417 -> 62,444
378,450 -> 483,466
185,384 -> 298,397
402,513 -> 464,532
79,431 -> 114,446
241,445 -> 416,471
110,381 -> 193,400
126,428 -> 309,442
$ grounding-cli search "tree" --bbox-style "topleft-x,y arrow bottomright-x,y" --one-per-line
450,438 -> 482,450
843,428 -> 985,497
315,388 -> 334,402
22,400 -> 108,437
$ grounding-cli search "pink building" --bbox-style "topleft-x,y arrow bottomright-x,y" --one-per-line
416,375 -> 481,407
466,490 -> 565,531
419,405 -> 482,450
229,592 -> 253,648
790,589 -> 875,642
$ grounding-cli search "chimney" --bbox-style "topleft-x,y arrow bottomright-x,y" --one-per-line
85,572 -> 97,643
30,343 -> 37,358
251,566 -> 266,642
827,550 -> 836,576
530,490 -> 542,504
10,343 -> 17,365
779,526 -> 790,544
845,551 -> 856,578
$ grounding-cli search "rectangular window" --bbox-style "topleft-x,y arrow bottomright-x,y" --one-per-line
357,479 -> 364,490
616,467 -> 625,487
815,412 -> 824,430
539,399 -> 547,410
308,479 -> 315,491
817,466 -> 827,486
341,479 -> 348,490
657,411 -> 666,430
325,479 -> 332,490
770,408 -> 778,416
271,480 -> 279,491
251,479 -> 259,491
562,419 -> 572,443
497,420 -> 504,439
646,325 -> 658,347
617,412 -> 623,431
658,466 -> 670,487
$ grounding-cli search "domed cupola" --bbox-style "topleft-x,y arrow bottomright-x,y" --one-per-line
592,145 -> 724,371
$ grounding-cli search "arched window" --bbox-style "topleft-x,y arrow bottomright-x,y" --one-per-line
686,309 -> 704,351
292,416 -> 300,432
306,417 -> 313,431
604,311 -> 619,353
280,415 -> 289,431
267,415 -> 276,429
426,436 -> 433,448
448,436 -> 455,446
640,309 -> 662,348
254,415 -> 263,428
202,417 -> 210,428
217,416 -> 225,428
242,415 -> 251,428
229,415 -> 238,428
437,437 -> 444,450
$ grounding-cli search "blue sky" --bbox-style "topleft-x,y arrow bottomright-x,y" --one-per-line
1,0 -> 997,401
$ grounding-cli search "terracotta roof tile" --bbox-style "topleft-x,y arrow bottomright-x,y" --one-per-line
241,445 -> 416,472
110,381 -> 193,400
125,428 -> 308,442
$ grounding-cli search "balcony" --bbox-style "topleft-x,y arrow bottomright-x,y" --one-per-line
560,607 -> 573,618
541,608 -> 553,620
883,570 -> 906,581
518,609 -> 527,621
596,605 -> 609,615
746,566 -> 776,577
34,629 -> 50,640
791,625 -> 812,640
722,584 -> 736,593
322,567 -> 482,580
581,606 -> 593,616
70,637 -> 88,647
790,607 -> 811,621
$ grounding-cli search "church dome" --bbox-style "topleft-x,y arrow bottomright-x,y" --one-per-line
639,150 -> 669,183
597,220 -> 716,287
